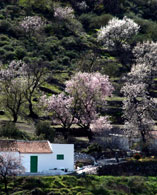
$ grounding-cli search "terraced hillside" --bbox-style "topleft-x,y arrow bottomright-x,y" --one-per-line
0,0 -> 157,140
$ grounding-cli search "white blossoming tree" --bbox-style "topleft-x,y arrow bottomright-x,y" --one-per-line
133,41 -> 157,84
54,5 -> 74,20
20,16 -> 45,35
97,16 -> 140,50
76,1 -> 88,11
122,41 -> 157,153
97,16 -> 140,71
0,153 -> 24,195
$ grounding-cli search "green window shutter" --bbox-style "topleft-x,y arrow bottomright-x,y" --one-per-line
57,154 -> 64,160
30,156 -> 38,173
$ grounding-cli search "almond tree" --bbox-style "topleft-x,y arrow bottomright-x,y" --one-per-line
21,61 -> 48,119
133,41 -> 157,86
42,72 -> 113,140
41,93 -> 75,139
0,61 -> 27,122
97,16 -> 139,50
20,16 -> 45,35
0,153 -> 25,195
65,72 -> 113,139
0,60 -> 48,121
122,41 -> 157,153
65,72 -> 113,129
54,5 -> 74,20
97,16 -> 140,71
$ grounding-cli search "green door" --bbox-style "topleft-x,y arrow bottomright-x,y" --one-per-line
30,156 -> 38,173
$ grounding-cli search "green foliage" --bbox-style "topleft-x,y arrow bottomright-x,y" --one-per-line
89,14 -> 113,30
0,0 -> 156,73
0,0 -> 157,138
15,47 -> 27,59
35,121 -> 55,142
82,143 -> 102,154
1,175 -> 157,195
0,122 -> 29,139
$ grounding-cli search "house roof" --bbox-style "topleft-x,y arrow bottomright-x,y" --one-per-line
0,140 -> 52,153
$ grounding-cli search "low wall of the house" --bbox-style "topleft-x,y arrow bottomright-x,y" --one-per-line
95,134 -> 129,151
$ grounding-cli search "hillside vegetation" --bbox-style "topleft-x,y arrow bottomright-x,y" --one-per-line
1,0 -> 157,73
0,175 -> 157,195
0,0 -> 156,138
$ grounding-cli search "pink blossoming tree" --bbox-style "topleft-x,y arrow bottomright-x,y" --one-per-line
42,72 -> 113,140
65,72 -> 113,131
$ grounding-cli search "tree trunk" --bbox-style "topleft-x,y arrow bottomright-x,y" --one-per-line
141,131 -> 149,156
13,113 -> 18,123
4,177 -> 8,195
28,101 -> 38,119
86,128 -> 93,142
63,129 -> 68,140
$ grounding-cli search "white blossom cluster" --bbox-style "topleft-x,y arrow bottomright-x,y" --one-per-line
133,41 -> 157,74
0,153 -> 25,178
54,6 -> 74,20
121,41 -> 157,144
76,1 -> 88,10
0,60 -> 24,80
97,16 -> 140,50
128,63 -> 151,83
20,16 -> 45,33
0,60 -> 29,93
90,116 -> 112,134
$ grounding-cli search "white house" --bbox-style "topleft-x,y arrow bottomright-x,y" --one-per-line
0,140 -> 74,173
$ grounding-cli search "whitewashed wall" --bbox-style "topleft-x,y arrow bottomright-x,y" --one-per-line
0,144 -> 74,172
51,144 -> 74,171
20,144 -> 74,172
21,153 -> 54,172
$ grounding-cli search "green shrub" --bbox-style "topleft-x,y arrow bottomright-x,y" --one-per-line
82,143 -> 102,154
0,34 -> 10,41
22,177 -> 45,190
0,14 -> 4,19
15,47 -> 27,59
0,40 -> 9,47
0,122 -> 29,139
3,45 -> 14,51
89,14 -> 113,29
0,20 -> 11,32
79,13 -> 97,31
0,48 -> 5,55
35,121 -> 55,142
4,51 -> 16,61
